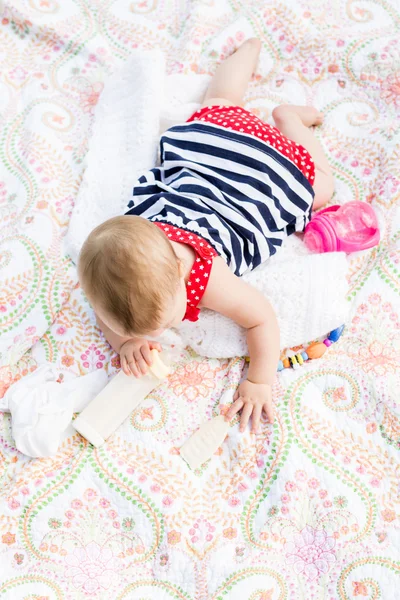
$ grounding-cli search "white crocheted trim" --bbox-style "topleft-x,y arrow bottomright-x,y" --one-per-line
64,50 -> 166,264
172,251 -> 349,358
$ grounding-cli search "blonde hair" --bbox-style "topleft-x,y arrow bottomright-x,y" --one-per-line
78,216 -> 180,335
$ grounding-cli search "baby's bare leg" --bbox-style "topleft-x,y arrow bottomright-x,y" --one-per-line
202,38 -> 261,107
272,105 -> 334,210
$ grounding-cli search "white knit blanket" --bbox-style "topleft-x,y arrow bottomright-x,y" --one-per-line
65,50 -> 349,355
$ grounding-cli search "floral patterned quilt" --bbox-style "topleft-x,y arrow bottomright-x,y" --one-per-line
1,1 -> 400,599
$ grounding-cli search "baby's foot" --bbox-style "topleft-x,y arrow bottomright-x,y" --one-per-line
273,104 -> 323,127
291,105 -> 323,127
311,109 -> 324,126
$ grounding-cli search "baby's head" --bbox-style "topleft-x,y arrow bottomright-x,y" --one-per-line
78,216 -> 187,338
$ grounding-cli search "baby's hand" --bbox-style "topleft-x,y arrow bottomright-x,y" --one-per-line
225,379 -> 274,433
119,339 -> 162,378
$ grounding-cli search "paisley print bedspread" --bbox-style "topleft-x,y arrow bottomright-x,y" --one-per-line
0,1 -> 399,598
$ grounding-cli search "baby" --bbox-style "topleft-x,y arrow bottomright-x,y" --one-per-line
79,38 -> 334,434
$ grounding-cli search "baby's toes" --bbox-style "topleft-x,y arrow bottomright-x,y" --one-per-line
314,111 -> 324,126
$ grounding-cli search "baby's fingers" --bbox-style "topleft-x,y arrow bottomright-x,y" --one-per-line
134,352 -> 148,376
251,404 -> 262,434
128,360 -> 141,378
263,402 -> 274,424
121,354 -> 131,377
225,397 -> 243,421
149,341 -> 162,352
141,345 -> 153,367
239,402 -> 253,433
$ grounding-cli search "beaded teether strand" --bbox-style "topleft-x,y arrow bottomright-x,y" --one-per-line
276,325 -> 345,372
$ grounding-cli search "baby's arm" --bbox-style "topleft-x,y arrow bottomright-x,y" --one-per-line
202,257 -> 280,432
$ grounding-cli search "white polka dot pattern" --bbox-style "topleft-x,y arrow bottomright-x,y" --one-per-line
188,105 -> 315,184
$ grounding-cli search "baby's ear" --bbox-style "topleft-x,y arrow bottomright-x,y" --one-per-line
177,259 -> 185,278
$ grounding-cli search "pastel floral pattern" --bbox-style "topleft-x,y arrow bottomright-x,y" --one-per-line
344,295 -> 400,375
65,542 -> 121,593
78,82 -> 104,114
380,71 -> 400,107
352,581 -> 368,595
285,526 -> 336,581
167,360 -> 220,402
0,1 -> 400,599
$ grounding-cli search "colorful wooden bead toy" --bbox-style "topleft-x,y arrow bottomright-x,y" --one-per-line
245,325 -> 345,372
277,325 -> 345,372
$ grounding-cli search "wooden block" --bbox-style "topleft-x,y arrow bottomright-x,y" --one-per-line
73,350 -> 169,446
180,416 -> 230,470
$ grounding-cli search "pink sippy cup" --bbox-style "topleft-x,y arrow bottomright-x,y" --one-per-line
303,201 -> 380,253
